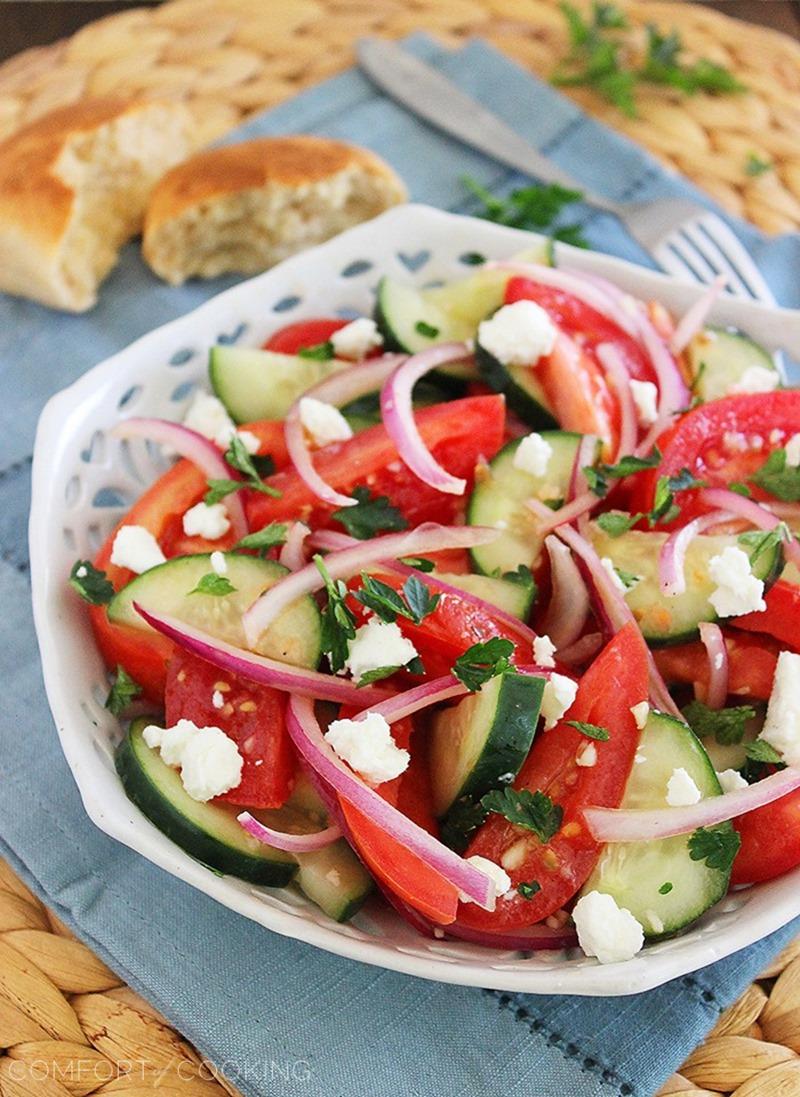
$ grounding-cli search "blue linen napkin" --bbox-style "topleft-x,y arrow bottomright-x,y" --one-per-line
3,34 -> 800,1097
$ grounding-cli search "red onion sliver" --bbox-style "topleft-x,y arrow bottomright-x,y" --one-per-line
658,510 -> 734,597
556,631 -> 604,667
237,812 -> 342,852
134,603 -> 393,706
444,919 -> 577,952
597,343 -> 637,459
242,522 -> 499,649
698,622 -> 729,709
526,491 -> 598,534
700,488 -> 800,569
363,676 -> 469,724
567,434 -> 599,503
279,521 -> 310,572
585,766 -> 800,842
670,275 -> 726,356
286,695 -> 495,908
541,535 -> 591,650
285,356 -> 403,509
381,343 -> 473,495
112,417 -> 248,538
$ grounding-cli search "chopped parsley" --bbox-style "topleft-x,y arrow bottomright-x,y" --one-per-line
729,481 -> 753,498
189,573 -> 237,597
745,739 -> 783,766
398,556 -> 435,573
480,787 -> 563,844
234,522 -> 288,555
462,175 -> 588,248
649,468 -> 705,524
583,449 -> 661,498
517,880 -> 542,900
415,320 -> 440,339
688,826 -> 741,874
738,523 -> 790,568
221,435 -> 281,498
69,560 -> 114,605
752,450 -> 800,502
613,565 -> 640,590
682,699 -> 757,746
566,720 -> 610,741
596,511 -> 642,537
331,486 -> 408,540
658,882 -> 673,896
502,563 -> 537,593
314,555 -> 356,674
297,341 -> 335,361
353,573 -> 440,626
357,665 -> 404,687
453,638 -> 516,692
744,153 -> 772,177
105,665 -> 142,717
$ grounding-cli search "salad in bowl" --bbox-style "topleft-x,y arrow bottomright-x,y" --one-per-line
46,208 -> 800,981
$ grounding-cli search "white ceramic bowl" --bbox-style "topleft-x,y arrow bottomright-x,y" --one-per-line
30,204 -> 800,995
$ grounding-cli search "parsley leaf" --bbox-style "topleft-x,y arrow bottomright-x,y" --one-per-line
753,450 -> 800,502
596,511 -> 643,537
353,573 -> 440,626
357,665 -> 402,687
314,555 -> 357,674
69,560 -> 114,605
517,880 -> 542,900
399,556 -> 435,573
583,449 -> 661,498
234,522 -> 288,555
745,152 -> 772,177
402,574 -> 441,622
415,320 -> 440,339
649,468 -> 705,524
745,739 -> 784,765
683,700 -> 757,745
189,573 -> 237,597
204,478 -> 244,506
481,787 -> 563,843
453,638 -> 516,692
462,175 -> 588,248
658,882 -> 673,895
224,435 -> 281,498
738,523 -> 789,568
502,564 -> 536,591
566,720 -> 610,741
688,826 -> 741,873
105,665 -> 142,717
332,486 -> 408,539
729,481 -> 753,498
297,341 -> 334,360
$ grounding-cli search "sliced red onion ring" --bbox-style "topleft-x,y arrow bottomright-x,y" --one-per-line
585,766 -> 800,842
700,487 -> 800,569
658,510 -> 734,597
444,919 -> 577,951
557,631 -> 604,666
526,491 -> 598,534
670,275 -> 726,356
567,434 -> 599,503
243,522 -> 499,650
285,356 -> 404,509
381,343 -> 473,495
597,343 -> 637,458
286,695 -> 495,908
698,622 -> 729,710
541,535 -> 591,650
134,603 -> 392,706
112,417 -> 248,538
279,521 -> 310,572
237,812 -> 341,852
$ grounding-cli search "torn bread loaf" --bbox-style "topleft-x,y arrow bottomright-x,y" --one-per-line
0,98 -> 196,311
142,135 -> 407,286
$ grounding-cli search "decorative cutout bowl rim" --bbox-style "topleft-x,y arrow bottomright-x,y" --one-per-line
29,204 -> 800,995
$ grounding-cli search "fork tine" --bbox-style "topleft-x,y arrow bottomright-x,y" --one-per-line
663,234 -> 722,286
652,243 -> 706,286
693,215 -> 776,304
679,221 -> 755,299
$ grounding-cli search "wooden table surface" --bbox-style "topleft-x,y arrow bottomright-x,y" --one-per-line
0,0 -> 798,63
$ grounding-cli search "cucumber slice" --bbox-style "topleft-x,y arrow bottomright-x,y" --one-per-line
209,346 -> 346,424
430,672 -> 545,818
474,346 -> 558,429
108,553 -> 321,667
582,711 -> 734,938
434,571 -> 535,621
588,524 -> 782,646
687,327 -> 779,403
295,842 -> 374,922
117,718 -> 297,886
467,432 -> 583,576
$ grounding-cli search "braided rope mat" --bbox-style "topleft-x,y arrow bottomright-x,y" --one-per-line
0,0 -> 799,232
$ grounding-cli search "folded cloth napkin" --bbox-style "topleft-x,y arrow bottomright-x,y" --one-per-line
2,34 -> 800,1097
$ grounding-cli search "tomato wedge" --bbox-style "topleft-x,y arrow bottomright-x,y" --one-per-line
263,318 -> 349,355
653,629 -> 780,702
165,648 -> 294,809
732,789 -> 800,885
734,579 -> 800,652
245,396 -> 506,533
457,623 -> 649,929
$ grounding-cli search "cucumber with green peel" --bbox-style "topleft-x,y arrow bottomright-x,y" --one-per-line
474,348 -> 558,428
108,553 -> 321,667
686,327 -> 780,403
587,524 -> 783,646
209,346 -> 346,423
294,842 -> 374,922
582,711 -> 735,939
467,431 -> 583,576
434,571 -> 535,621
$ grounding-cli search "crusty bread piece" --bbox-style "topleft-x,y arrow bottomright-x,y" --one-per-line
0,98 -> 196,311
142,136 -> 407,286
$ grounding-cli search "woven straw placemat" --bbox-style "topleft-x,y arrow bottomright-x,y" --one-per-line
0,0 -> 799,232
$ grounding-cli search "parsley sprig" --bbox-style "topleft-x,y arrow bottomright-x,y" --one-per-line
688,826 -> 741,874
105,665 -> 142,717
353,573 -> 440,626
297,341 -> 334,361
206,436 -> 281,505
753,450 -> 800,502
462,176 -> 588,248
683,700 -> 757,746
332,486 -> 408,540
583,449 -> 661,498
567,720 -> 610,741
453,638 -> 516,692
189,573 -> 237,597
69,560 -> 114,605
314,555 -> 357,674
738,524 -> 790,568
481,787 -> 563,844
234,522 -> 288,555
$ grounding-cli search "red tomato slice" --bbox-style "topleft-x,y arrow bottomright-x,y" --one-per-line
165,648 -> 294,809
653,629 -> 780,702
457,622 -> 649,930
245,396 -> 506,533
732,789 -> 800,885
263,318 -> 348,354
734,579 -> 800,652
630,392 -> 800,521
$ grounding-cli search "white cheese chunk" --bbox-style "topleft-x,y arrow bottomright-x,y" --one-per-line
666,767 -> 702,806
477,300 -> 557,367
212,690 -> 224,711
513,432 -> 553,478
236,429 -> 261,454
630,701 -> 650,730
541,673 -> 578,730
576,742 -> 597,768
707,546 -> 765,617
600,556 -> 628,594
717,768 -> 748,793
330,317 -> 383,360
344,618 -> 418,682
572,891 -> 644,964
110,525 -> 166,574
629,379 -> 658,427
533,634 -> 557,669
210,551 -> 227,575
759,650 -> 800,766
144,719 -> 243,802
729,366 -> 779,395
459,855 -> 512,911
182,501 -> 230,540
183,391 -> 259,453
785,433 -> 800,468
299,397 -> 353,447
324,711 -> 410,785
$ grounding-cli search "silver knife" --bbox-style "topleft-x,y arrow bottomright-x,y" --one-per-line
356,37 -> 618,217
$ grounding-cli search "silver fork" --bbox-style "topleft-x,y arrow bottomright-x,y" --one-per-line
358,38 -> 776,305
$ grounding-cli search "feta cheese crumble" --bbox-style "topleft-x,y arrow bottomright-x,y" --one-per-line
459,856 -> 511,911
707,546 -> 765,617
759,650 -> 800,766
666,767 -> 701,807
212,690 -> 225,710
541,673 -> 578,730
182,501 -> 230,540
785,433 -> 800,468
601,556 -> 627,595
343,617 -> 418,682
298,397 -> 353,447
630,701 -> 650,730
629,379 -> 658,427
330,317 -> 383,360
477,300 -> 557,367
729,366 -> 779,395
576,743 -> 597,768
572,891 -> 644,964
513,432 -> 553,478
717,768 -> 748,793
533,633 -> 557,669
144,719 -> 243,802
183,392 -> 259,452
324,711 -> 410,785
210,550 -> 227,575
110,525 -> 166,574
